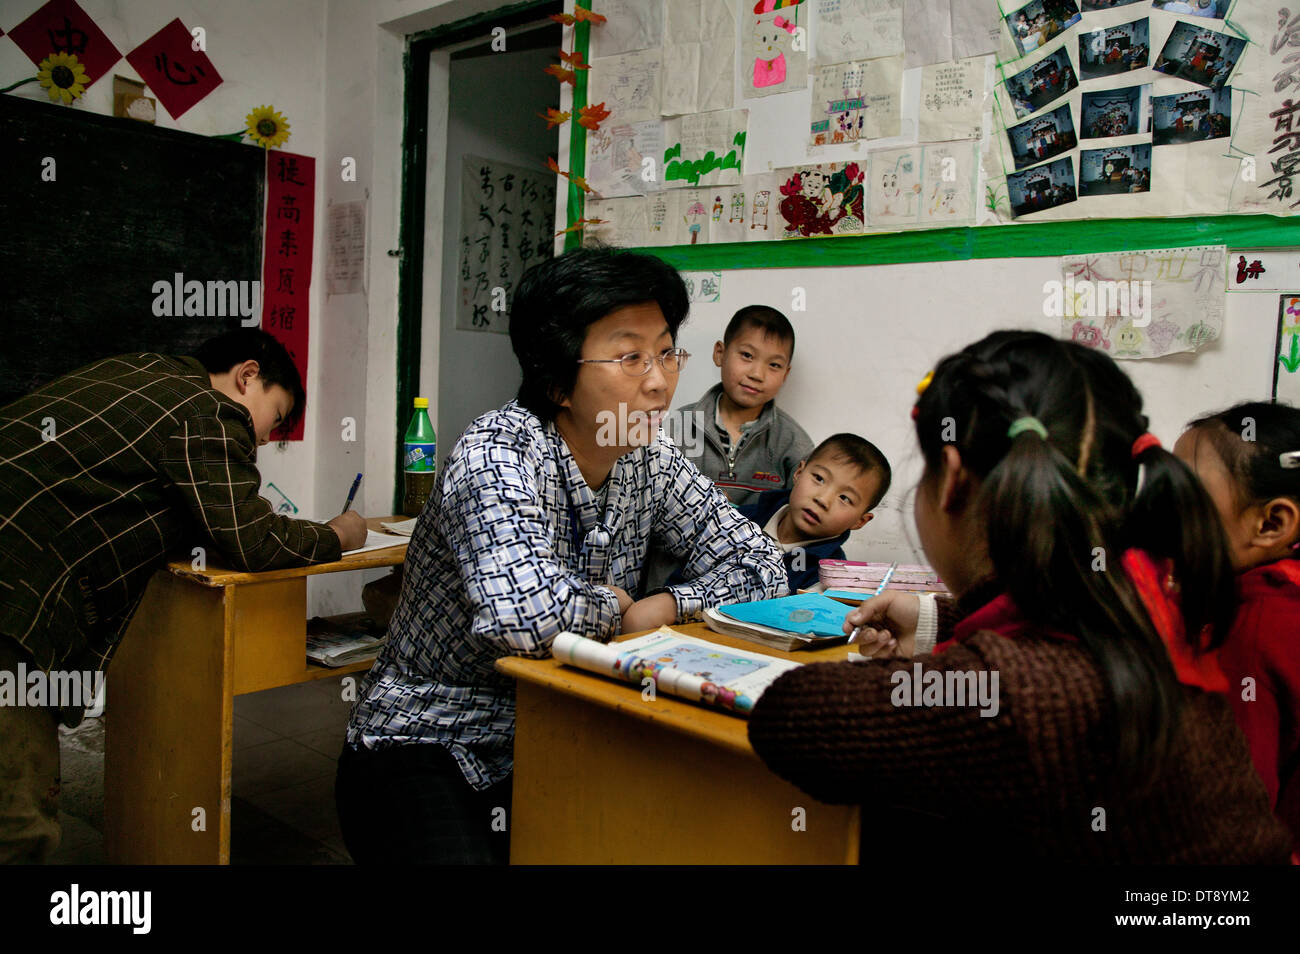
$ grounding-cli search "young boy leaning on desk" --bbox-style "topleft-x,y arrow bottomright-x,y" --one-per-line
0,328 -> 367,864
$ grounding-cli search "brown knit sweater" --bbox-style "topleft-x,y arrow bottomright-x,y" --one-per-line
748,599 -> 1294,864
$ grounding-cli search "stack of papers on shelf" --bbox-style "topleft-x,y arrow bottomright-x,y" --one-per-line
306,612 -> 387,668
819,560 -> 946,594
703,592 -> 854,652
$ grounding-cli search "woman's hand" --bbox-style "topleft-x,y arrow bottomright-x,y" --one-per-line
845,590 -> 921,658
621,592 -> 677,634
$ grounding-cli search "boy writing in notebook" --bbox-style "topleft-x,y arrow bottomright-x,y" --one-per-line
677,305 -> 813,506
0,328 -> 366,863
739,434 -> 891,591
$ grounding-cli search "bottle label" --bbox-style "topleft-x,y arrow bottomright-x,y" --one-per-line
404,442 -> 436,472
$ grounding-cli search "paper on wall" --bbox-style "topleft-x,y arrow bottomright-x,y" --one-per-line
665,0 -> 738,114
742,6 -> 809,98
587,120 -> 666,198
1059,246 -> 1227,360
675,187 -> 714,245
859,54 -> 903,141
920,142 -> 976,224
663,108 -> 748,188
813,0 -> 903,66
584,196 -> 651,248
918,56 -> 985,143
708,181 -> 751,243
646,190 -> 678,245
1274,295 -> 1300,404
951,0 -> 1000,59
742,172 -> 780,242
590,50 -> 664,125
775,161 -> 868,238
902,0 -> 952,68
590,0 -> 666,58
662,43 -> 702,116
867,145 -> 923,226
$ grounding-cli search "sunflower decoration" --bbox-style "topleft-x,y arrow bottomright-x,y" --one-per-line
37,52 -> 90,105
245,105 -> 291,149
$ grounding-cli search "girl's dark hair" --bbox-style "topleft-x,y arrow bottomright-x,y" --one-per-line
509,245 -> 690,422
914,330 -> 1236,785
1187,401 -> 1300,555
193,329 -> 306,436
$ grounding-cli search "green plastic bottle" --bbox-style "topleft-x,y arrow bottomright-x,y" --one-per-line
402,397 -> 437,516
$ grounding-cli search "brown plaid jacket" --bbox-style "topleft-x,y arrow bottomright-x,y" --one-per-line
0,353 -> 341,680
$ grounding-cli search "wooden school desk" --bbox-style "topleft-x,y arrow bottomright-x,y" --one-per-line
498,624 -> 861,864
103,517 -> 407,865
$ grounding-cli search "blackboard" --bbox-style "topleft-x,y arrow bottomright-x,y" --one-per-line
0,94 -> 264,407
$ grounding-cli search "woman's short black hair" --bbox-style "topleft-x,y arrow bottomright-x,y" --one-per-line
509,245 -> 690,422
193,328 -> 306,436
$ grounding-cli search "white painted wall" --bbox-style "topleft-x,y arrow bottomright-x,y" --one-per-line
669,261 -> 1286,565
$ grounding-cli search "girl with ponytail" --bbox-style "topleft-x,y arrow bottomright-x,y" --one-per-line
748,331 -> 1292,863
1175,401 -> 1300,853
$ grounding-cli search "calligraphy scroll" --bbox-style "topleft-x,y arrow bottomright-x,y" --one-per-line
262,152 -> 314,440
456,156 -> 556,334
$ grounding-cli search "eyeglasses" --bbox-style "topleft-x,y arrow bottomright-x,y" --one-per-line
576,348 -> 691,377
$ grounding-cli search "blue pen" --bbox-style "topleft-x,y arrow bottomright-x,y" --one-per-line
846,561 -> 898,645
342,473 -> 362,514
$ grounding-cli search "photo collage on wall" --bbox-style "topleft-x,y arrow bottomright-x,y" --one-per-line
990,0 -> 1244,220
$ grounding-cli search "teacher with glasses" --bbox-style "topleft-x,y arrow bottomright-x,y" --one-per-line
336,246 -> 787,864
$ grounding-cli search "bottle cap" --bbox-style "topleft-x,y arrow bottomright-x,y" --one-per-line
413,397 -> 428,409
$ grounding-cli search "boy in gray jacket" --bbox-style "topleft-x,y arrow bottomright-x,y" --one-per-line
674,305 -> 812,506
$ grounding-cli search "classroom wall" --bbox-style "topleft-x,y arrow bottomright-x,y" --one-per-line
668,259 -> 1284,566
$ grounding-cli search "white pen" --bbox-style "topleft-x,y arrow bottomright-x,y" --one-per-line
846,561 -> 898,645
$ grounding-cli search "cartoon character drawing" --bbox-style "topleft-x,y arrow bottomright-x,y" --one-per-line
750,1 -> 804,89
730,191 -> 746,223
874,153 -> 921,218
779,163 -> 864,237
1071,321 -> 1111,350
750,189 -> 770,229
712,195 -> 724,221
1113,322 -> 1146,357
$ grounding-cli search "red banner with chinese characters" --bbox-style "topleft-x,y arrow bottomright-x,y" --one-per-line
262,151 -> 314,441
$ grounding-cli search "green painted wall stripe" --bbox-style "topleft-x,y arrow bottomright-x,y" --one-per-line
636,214 -> 1300,271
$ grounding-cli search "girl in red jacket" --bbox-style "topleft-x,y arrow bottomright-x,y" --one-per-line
748,331 -> 1292,862
1174,402 -> 1300,853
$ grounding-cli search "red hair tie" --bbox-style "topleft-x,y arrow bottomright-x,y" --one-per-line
1131,432 -> 1161,459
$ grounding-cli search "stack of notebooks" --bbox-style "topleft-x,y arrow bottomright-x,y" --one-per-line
702,592 -> 854,651
818,561 -> 947,600
306,612 -> 387,668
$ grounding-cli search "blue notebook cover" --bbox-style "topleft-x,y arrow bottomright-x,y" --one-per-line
717,592 -> 854,638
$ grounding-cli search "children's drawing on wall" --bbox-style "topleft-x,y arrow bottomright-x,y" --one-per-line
583,196 -> 651,248
586,120 -> 665,198
589,0 -> 665,58
869,147 -> 922,225
810,60 -> 865,146
1151,0 -> 1230,20
921,144 -> 976,224
748,183 -> 773,237
1079,145 -> 1150,196
663,0 -> 739,113
663,108 -> 748,188
1079,84 -> 1149,139
1059,246 -> 1225,360
1005,46 -> 1078,120
1274,295 -> 1300,403
708,184 -> 748,243
1007,156 -> 1077,217
744,0 -> 809,98
588,49 -> 664,124
777,162 -> 865,237
647,192 -> 672,243
1006,104 -> 1077,170
1004,0 -> 1081,58
1078,18 -> 1148,80
813,0 -> 903,65
1151,88 -> 1231,145
918,55 -> 985,143
678,188 -> 712,244
1153,22 -> 1244,91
